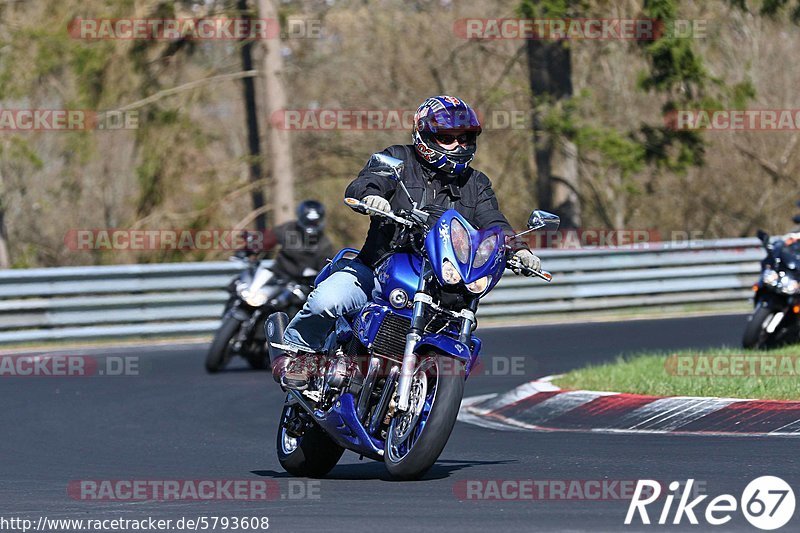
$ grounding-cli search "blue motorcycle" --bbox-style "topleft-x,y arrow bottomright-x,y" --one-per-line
266,153 -> 559,480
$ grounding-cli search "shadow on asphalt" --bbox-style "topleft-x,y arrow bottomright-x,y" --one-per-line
251,458 -> 517,481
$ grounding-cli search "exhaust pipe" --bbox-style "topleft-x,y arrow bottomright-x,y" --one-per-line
266,312 -> 290,382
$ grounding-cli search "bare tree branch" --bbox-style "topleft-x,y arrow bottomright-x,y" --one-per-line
735,142 -> 788,183
111,70 -> 259,113
234,204 -> 272,230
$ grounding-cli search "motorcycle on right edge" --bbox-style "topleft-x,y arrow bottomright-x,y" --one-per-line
743,229 -> 800,349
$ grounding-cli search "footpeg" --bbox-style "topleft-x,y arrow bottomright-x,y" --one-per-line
302,389 -> 322,402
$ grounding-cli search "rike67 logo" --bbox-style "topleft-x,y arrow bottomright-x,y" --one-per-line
625,477 -> 795,530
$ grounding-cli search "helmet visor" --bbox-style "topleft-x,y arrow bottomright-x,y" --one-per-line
422,106 -> 481,134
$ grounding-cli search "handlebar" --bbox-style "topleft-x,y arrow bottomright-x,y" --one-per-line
344,197 -> 415,227
345,197 -> 554,282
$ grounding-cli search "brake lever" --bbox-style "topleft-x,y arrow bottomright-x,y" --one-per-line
506,258 -> 553,282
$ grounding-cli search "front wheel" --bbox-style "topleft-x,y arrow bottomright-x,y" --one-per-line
276,402 -> 344,478
742,305 -> 777,349
384,352 -> 464,481
205,316 -> 241,373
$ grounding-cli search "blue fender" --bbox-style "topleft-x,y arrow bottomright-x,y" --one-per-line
416,333 -> 481,376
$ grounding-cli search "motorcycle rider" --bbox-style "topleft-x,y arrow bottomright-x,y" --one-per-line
269,200 -> 334,283
226,200 -> 333,310
274,95 -> 542,389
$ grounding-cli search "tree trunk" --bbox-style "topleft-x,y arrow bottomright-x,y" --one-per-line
238,0 -> 266,232
527,37 -> 580,230
553,138 -> 580,228
0,167 -> 10,268
257,0 -> 295,225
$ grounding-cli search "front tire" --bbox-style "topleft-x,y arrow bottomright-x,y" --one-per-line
205,316 -> 241,373
742,305 -> 779,349
384,353 -> 464,481
276,402 -> 344,478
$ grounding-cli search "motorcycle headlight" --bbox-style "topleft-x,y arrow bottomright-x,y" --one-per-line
473,234 -> 498,268
241,288 -> 269,307
466,275 -> 491,294
450,219 -> 471,265
781,277 -> 800,294
763,269 -> 779,286
441,260 -> 462,285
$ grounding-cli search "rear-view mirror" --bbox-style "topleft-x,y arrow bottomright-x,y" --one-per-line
365,153 -> 404,181
528,210 -> 561,232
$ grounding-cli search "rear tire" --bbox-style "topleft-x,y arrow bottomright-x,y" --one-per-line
205,316 -> 241,373
384,353 -> 464,481
742,305 -> 776,349
277,403 -> 344,478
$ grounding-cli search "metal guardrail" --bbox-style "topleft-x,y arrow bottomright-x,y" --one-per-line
0,238 -> 764,344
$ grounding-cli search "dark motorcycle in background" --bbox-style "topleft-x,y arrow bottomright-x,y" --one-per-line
742,229 -> 800,349
205,250 -> 317,373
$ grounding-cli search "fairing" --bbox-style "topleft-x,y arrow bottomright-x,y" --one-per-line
424,209 -> 506,293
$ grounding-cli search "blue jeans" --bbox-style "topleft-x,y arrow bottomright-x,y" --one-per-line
284,260 -> 377,351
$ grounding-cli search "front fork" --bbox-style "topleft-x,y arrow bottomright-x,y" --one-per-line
395,261 -> 477,412
396,261 -> 431,412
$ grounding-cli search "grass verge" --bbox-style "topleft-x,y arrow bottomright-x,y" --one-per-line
553,345 -> 800,401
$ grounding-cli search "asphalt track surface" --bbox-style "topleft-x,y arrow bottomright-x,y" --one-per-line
2,314 -> 799,532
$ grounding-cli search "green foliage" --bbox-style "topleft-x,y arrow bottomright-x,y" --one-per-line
518,0 -> 590,18
753,0 -> 800,22
70,43 -> 115,106
0,138 -> 44,170
514,0 -> 782,216
729,80 -> 757,110
633,1 -> 718,170
576,127 -> 646,178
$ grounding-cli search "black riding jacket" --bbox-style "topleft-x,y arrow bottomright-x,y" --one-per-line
270,221 -> 335,281
345,144 -> 524,268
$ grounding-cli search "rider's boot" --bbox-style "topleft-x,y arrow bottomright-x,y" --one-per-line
276,353 -> 321,391
266,312 -> 317,391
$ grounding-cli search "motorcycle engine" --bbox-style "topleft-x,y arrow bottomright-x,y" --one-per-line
323,355 -> 364,396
